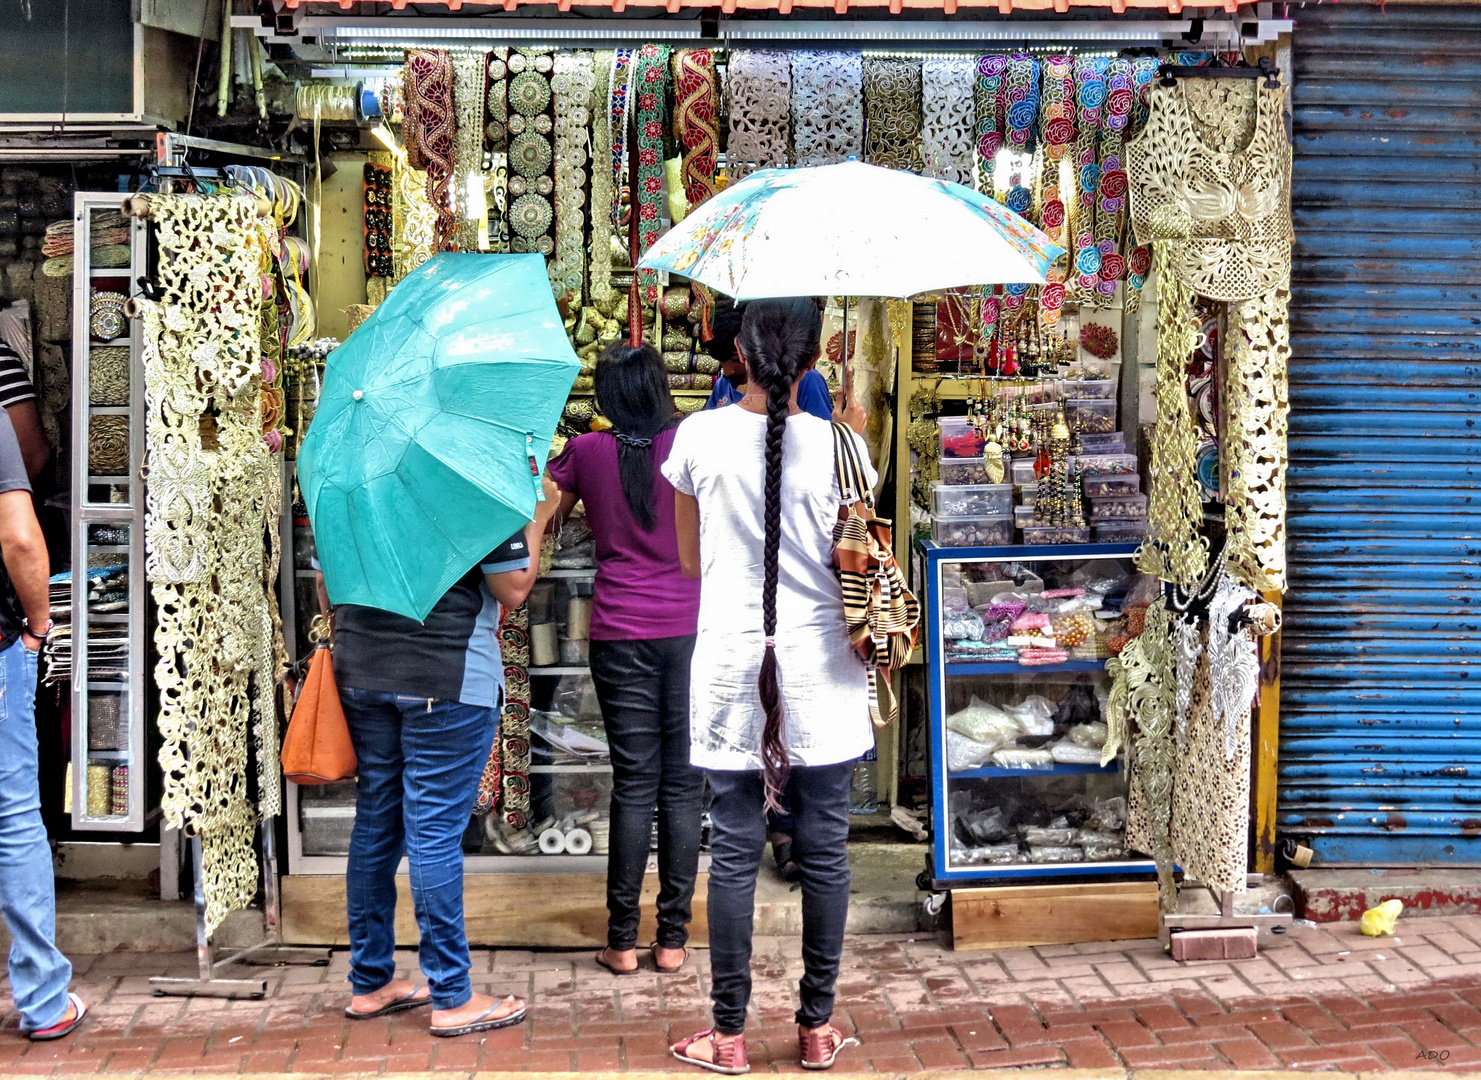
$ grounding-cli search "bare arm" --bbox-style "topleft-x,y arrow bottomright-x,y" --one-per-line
4,402 -> 48,482
0,490 -> 49,647
485,477 -> 562,608
675,491 -> 700,579
545,487 -> 579,534
832,364 -> 868,436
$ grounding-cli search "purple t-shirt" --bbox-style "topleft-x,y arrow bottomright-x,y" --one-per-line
546,428 -> 700,641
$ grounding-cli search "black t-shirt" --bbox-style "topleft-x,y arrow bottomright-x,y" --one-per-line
0,413 -> 30,650
330,530 -> 531,708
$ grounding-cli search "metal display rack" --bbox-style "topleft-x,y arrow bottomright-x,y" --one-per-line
68,192 -> 151,832
922,539 -> 1157,890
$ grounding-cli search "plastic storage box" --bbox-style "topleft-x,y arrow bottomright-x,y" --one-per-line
1083,474 -> 1141,498
932,513 -> 1014,547
939,456 -> 1000,486
1021,525 -> 1090,545
1065,398 -> 1117,434
1088,493 -> 1149,521
933,483 -> 1013,517
939,416 -> 988,459
1076,431 -> 1126,453
1013,505 -> 1035,529
1010,458 -> 1039,487
1059,377 -> 1118,401
1093,520 -> 1149,542
1073,452 -> 1139,478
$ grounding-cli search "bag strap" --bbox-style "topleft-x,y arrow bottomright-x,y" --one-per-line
831,422 -> 874,510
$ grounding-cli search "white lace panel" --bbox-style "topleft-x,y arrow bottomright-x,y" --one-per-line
920,57 -> 975,186
450,52 -> 488,253
791,51 -> 862,168
726,50 -> 791,180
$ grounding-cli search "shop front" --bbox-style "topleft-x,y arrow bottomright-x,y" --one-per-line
3,0 -> 1315,960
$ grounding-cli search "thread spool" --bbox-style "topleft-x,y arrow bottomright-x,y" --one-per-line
564,827 -> 592,855
530,622 -> 559,667
538,827 -> 567,855
590,820 -> 610,855
567,596 -> 593,641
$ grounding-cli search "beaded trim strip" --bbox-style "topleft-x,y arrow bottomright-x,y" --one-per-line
1070,55 -> 1108,302
405,50 -> 457,253
673,49 -> 720,208
589,50 -> 616,306
508,48 -> 555,259
451,51 -> 488,253
608,48 -> 634,229
552,52 -> 595,303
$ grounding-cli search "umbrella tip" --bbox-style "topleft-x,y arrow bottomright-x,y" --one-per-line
353,390 -> 364,401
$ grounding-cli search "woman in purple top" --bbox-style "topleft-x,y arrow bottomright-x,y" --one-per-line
546,343 -> 702,978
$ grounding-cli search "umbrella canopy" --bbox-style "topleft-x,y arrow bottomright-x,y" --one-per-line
638,161 -> 1065,300
298,253 -> 579,622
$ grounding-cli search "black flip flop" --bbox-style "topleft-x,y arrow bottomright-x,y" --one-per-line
343,986 -> 431,1020
595,947 -> 641,976
429,996 -> 527,1038
652,942 -> 688,974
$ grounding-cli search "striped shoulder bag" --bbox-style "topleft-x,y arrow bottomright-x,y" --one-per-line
830,423 -> 921,728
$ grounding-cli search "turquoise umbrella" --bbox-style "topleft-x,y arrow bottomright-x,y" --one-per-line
298,253 -> 578,622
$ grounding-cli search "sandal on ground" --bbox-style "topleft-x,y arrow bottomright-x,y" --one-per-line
671,1029 -> 749,1075
28,993 -> 87,1042
429,995 -> 526,1038
594,947 -> 641,976
343,985 -> 431,1020
651,941 -> 688,974
800,1024 -> 858,1071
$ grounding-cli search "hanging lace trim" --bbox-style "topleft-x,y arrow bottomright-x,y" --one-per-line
864,58 -> 923,173
974,55 -> 1006,193
405,50 -> 457,253
140,193 -> 285,934
1139,245 -> 1209,592
451,51 -> 488,253
791,51 -> 862,168
726,50 -> 791,180
920,58 -> 975,187
1224,286 -> 1291,593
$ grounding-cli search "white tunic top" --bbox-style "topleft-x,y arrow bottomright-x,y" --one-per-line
661,406 -> 877,772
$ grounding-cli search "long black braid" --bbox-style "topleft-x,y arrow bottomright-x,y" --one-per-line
737,297 -> 823,811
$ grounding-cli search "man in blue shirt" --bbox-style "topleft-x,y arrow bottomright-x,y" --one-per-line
702,298 -> 835,421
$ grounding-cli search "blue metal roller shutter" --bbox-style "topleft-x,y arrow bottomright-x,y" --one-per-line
1279,4 -> 1481,865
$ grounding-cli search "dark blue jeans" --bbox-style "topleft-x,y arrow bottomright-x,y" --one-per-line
705,760 -> 855,1035
341,687 -> 497,1010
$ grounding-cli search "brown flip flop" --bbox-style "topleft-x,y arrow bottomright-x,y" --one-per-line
651,941 -> 688,974
343,986 -> 431,1020
594,947 -> 640,976
429,995 -> 526,1038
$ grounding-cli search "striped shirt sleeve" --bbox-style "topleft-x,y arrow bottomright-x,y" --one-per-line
0,345 -> 37,408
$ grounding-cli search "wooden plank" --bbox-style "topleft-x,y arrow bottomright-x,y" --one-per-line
282,873 -> 709,949
950,881 -> 1159,950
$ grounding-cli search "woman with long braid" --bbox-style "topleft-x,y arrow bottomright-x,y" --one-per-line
663,297 -> 875,1074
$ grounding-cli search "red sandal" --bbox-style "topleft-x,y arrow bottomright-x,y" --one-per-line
671,1029 -> 749,1075
800,1024 -> 858,1070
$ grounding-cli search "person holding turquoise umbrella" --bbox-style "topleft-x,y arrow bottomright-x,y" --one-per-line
299,254 -> 578,1038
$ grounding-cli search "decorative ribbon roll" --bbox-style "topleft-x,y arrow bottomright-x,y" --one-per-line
632,43 -> 672,305
404,50 -> 457,252
974,55 -> 1007,195
530,621 -> 559,666
590,51 -> 617,305
1037,54 -> 1076,327
1071,56 -> 1109,300
1091,57 -> 1135,304
673,50 -> 719,207
295,83 -> 358,122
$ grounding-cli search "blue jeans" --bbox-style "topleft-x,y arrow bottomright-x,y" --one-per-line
0,641 -> 71,1032
341,687 -> 497,1010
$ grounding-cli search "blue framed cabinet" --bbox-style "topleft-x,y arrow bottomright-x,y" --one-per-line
921,540 -> 1158,890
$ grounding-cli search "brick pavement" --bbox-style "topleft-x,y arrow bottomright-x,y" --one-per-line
7,915 -> 1481,1073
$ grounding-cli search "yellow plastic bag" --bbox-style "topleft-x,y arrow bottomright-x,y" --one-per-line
1360,898 -> 1403,937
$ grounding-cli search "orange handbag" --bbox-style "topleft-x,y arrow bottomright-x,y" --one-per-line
280,645 -> 357,784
